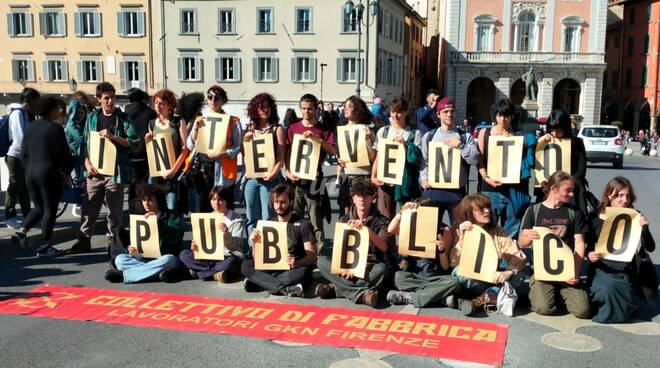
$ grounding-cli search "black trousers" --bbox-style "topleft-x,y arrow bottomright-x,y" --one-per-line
22,169 -> 63,243
241,259 -> 311,294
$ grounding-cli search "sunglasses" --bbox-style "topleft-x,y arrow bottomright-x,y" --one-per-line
207,94 -> 222,102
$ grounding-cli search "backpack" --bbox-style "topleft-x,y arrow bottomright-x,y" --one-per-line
0,107 -> 26,157
423,127 -> 467,149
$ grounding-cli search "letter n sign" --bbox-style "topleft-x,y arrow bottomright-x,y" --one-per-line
428,141 -> 461,189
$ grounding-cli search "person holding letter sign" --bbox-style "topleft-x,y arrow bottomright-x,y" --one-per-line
285,94 -> 336,249
105,184 -> 183,284
336,96 -> 378,217
478,98 -> 536,239
316,180 -> 396,308
450,194 -> 526,315
243,93 -> 286,240
587,177 -> 657,323
67,82 -> 139,255
420,97 -> 480,222
519,172 -> 591,319
241,184 -> 317,297
385,198 -> 461,308
180,186 -> 246,283
371,97 -> 423,219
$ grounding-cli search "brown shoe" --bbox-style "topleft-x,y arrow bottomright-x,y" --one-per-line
473,290 -> 497,313
314,283 -> 336,299
359,290 -> 379,308
213,271 -> 228,283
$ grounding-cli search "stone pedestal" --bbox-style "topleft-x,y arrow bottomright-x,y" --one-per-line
522,99 -> 539,119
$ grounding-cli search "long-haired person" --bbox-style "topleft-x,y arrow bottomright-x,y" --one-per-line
64,91 -> 93,217
519,171 -> 591,319
588,177 -> 657,323
242,93 -> 285,241
12,96 -> 73,256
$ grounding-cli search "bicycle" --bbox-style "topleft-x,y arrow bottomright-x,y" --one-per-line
56,176 -> 84,219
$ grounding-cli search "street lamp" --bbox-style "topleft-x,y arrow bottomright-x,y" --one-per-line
344,0 -> 378,98
68,78 -> 78,92
320,63 -> 328,101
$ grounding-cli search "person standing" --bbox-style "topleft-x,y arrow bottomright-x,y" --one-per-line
67,82 -> 139,254
64,93 -> 92,217
4,87 -> 39,229
415,89 -> 440,136
12,96 -> 73,256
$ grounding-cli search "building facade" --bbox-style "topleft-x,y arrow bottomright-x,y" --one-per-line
403,9 -> 427,106
602,2 -> 623,125
431,0 -> 607,127
1,1 -> 156,99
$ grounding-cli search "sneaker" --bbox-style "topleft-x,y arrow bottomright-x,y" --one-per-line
6,217 -> 20,229
359,290 -> 379,308
71,205 -> 81,217
314,283 -> 336,299
212,271 -> 228,283
386,290 -> 413,305
188,269 -> 199,279
36,244 -> 64,257
285,284 -> 304,298
243,278 -> 262,292
66,237 -> 92,254
105,269 -> 124,283
459,298 -> 476,316
444,295 -> 458,309
11,231 -> 28,249
159,269 -> 177,283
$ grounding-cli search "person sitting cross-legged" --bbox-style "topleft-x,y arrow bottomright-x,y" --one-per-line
180,186 -> 246,283
105,184 -> 183,283
241,184 -> 317,297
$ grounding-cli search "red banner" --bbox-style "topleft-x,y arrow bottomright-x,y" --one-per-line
0,285 -> 508,365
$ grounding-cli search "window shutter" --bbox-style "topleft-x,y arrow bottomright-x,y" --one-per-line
8,14 -> 15,36
310,58 -> 317,83
137,12 -> 145,36
119,62 -> 127,92
39,13 -> 46,35
272,57 -> 279,82
177,58 -> 183,80
139,62 -> 146,90
27,14 -> 33,36
74,12 -> 81,36
95,13 -> 102,36
77,61 -> 83,81
96,61 -> 103,81
27,61 -> 35,81
217,9 -> 222,34
215,57 -> 221,81
180,11 -> 185,33
337,58 -> 343,82
12,60 -> 19,81
196,58 -> 203,81
60,13 -> 66,36
193,9 -> 198,33
291,58 -> 297,82
359,58 -> 364,83
43,60 -> 50,81
252,58 -> 259,81
117,12 -> 125,36
234,58 -> 241,82
62,61 -> 69,81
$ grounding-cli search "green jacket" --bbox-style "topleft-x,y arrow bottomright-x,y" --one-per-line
82,108 -> 139,184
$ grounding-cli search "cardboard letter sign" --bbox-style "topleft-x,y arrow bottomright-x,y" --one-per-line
289,134 -> 321,181
398,206 -> 440,259
534,138 -> 571,187
89,131 -> 117,176
428,141 -> 462,189
457,226 -> 499,283
244,133 -> 276,179
487,136 -> 523,184
331,222 -> 370,279
595,207 -> 642,263
191,213 -> 225,261
337,125 -> 370,168
196,112 -> 230,155
129,214 -> 160,259
376,139 -> 405,185
254,221 -> 290,271
146,133 -> 177,177
532,227 -> 576,282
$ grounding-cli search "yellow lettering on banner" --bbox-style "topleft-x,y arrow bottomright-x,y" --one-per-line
473,329 -> 497,342
167,315 -> 186,322
365,318 -> 391,332
322,314 -> 349,325
105,296 -> 134,307
186,316 -> 201,324
179,301 -> 207,313
85,295 -> 115,305
389,320 -> 414,334
448,326 -> 473,340
278,310 -> 315,323
137,299 -> 159,309
345,316 -> 369,329
412,323 -> 436,336
154,300 -> 183,311
326,329 -> 344,337
367,333 -> 386,342
423,339 -> 440,349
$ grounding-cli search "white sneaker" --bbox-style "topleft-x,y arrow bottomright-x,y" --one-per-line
71,205 -> 81,217
285,284 -> 304,297
6,217 -> 20,229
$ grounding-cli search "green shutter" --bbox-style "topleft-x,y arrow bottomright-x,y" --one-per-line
95,13 -> 102,36
74,12 -> 81,36
253,58 -> 259,81
43,60 -> 50,81
337,58 -> 343,82
137,12 -> 145,36
117,12 -> 125,36
291,57 -> 297,82
177,58 -> 183,81
8,14 -> 15,36
272,57 -> 279,82
215,57 -> 221,81
62,60 -> 69,81
119,62 -> 127,92
310,58 -> 317,83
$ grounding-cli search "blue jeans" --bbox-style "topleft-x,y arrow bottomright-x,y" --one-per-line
115,254 -> 180,284
244,177 -> 281,242
483,190 -> 528,239
452,267 -> 525,297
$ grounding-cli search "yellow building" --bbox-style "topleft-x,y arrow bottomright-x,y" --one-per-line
1,1 -> 157,98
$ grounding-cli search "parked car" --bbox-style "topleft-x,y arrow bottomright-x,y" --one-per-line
577,125 -> 624,169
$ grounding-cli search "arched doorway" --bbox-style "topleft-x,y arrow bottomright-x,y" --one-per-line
623,101 -> 634,132
639,100 -> 650,132
510,79 -> 525,106
466,77 -> 496,123
553,78 -> 581,115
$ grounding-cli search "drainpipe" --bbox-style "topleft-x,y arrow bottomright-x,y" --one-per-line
653,4 -> 660,131
160,0 -> 167,89
147,0 -> 154,92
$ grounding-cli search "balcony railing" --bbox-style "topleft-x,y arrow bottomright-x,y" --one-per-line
449,51 -> 605,64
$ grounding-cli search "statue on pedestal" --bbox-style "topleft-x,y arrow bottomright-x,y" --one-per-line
521,67 -> 537,101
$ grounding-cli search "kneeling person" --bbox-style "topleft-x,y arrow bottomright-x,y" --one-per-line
241,184 -> 317,297
105,184 -> 183,283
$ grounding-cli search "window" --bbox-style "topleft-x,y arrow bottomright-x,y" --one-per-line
257,8 -> 274,33
8,11 -> 32,37
343,8 -> 358,32
178,56 -> 203,81
647,4 -> 652,22
181,9 -> 197,34
40,10 -> 65,36
476,26 -> 489,51
337,56 -> 363,83
218,9 -> 235,34
118,10 -> 145,37
474,15 -> 496,52
43,60 -> 68,82
78,60 -> 102,82
629,7 -> 635,25
296,7 -> 312,33
625,68 -> 632,87
564,27 -> 577,52
253,56 -> 278,82
644,34 -> 650,54
642,65 -> 648,86
75,11 -> 101,37
383,11 -> 390,37
120,61 -> 145,92
561,16 -> 584,53
516,12 -> 536,52
11,59 -> 34,82
628,37 -> 634,56
215,55 -> 241,82
292,56 -> 317,82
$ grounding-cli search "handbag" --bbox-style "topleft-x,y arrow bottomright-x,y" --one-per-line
496,281 -> 518,317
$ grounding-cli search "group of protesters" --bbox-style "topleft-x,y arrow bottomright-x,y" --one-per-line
3,83 -> 657,325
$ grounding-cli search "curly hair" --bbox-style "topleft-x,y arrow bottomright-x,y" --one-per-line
246,93 -> 279,125
343,96 -> 373,125
135,183 -> 169,215
152,89 -> 178,119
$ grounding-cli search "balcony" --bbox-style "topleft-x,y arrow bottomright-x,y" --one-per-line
449,51 -> 605,65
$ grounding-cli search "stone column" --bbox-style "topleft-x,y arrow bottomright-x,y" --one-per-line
579,74 -> 604,125
538,75 -> 554,118
495,75 -> 511,103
